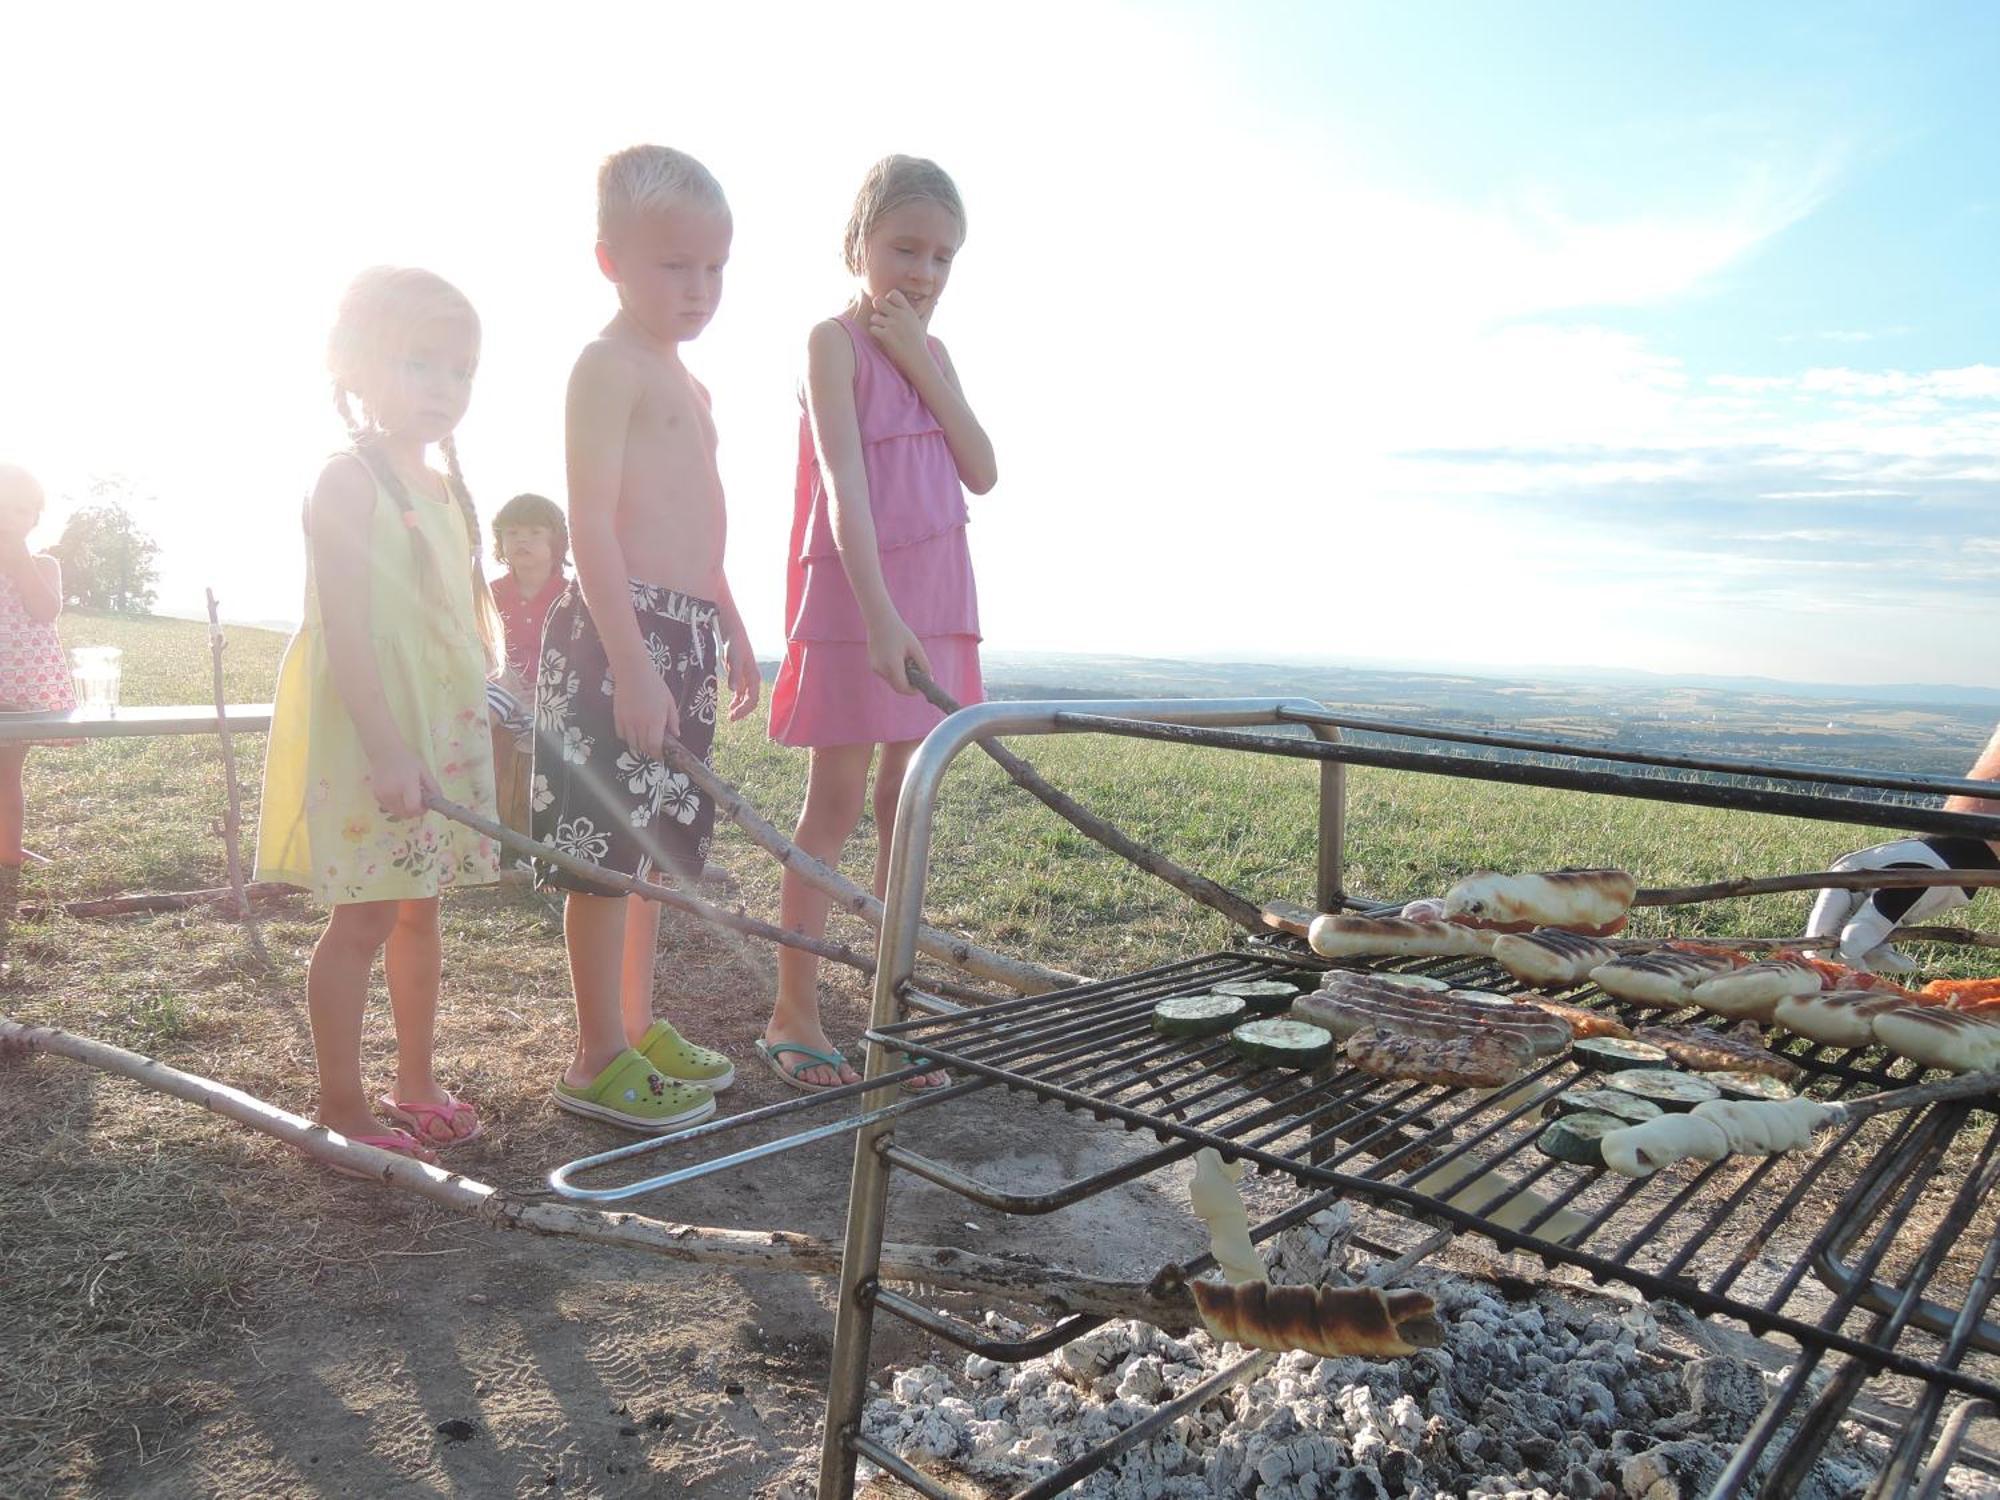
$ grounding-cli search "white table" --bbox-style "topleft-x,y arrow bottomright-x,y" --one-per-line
0,705 -> 273,743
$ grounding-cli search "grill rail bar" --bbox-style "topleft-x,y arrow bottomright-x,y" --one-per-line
1052,711 -> 2000,844
1274,705 -> 2000,804
816,699 -> 2000,1500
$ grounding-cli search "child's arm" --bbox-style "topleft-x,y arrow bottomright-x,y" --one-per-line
712,573 -> 761,722
805,319 -> 932,693
307,457 -> 429,817
566,343 -> 679,755
0,544 -> 62,623
867,291 -> 997,493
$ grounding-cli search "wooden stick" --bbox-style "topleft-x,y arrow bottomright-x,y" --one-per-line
1832,1070 -> 2000,1123
646,731 -> 1084,994
428,795 -> 890,979
906,666 -> 1268,933
205,590 -> 271,968
1635,869 -> 2000,907
1887,924 -> 2000,952
427,794 -> 1082,997
44,881 -> 296,919
0,1018 -> 1199,1330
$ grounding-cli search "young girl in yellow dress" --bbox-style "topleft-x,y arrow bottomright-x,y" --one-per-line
257,267 -> 501,1167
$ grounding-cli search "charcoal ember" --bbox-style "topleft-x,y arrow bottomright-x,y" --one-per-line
962,1353 -> 1001,1382
860,1222 -> 1899,1498
1621,1439 -> 1724,1500
1676,1355 -> 1769,1443
1059,1325 -> 1133,1384
1114,1354 -> 1165,1404
898,1395 -> 975,1463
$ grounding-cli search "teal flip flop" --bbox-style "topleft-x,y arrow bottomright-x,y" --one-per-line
755,1038 -> 854,1093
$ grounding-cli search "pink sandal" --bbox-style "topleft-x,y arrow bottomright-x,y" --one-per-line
377,1092 -> 483,1147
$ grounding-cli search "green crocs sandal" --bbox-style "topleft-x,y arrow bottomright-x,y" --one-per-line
636,1020 -> 735,1092
553,1048 -> 717,1133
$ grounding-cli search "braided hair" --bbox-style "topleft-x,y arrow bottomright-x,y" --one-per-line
326,266 -> 498,667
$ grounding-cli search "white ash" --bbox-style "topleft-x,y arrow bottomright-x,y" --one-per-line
858,1208 -> 1990,1499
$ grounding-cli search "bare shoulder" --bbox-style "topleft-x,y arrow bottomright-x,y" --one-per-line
307,451 -> 376,526
687,370 -> 714,408
31,551 -> 61,586
569,337 -> 643,401
807,317 -> 856,371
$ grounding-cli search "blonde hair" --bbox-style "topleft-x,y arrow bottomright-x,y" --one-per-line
597,144 -> 729,239
842,155 -> 966,275
326,265 -> 498,666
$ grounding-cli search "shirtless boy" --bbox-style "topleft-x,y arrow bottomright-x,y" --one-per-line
533,145 -> 761,1132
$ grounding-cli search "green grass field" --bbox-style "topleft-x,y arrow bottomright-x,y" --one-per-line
33,608 -> 1985,968
4,611 -> 1993,1493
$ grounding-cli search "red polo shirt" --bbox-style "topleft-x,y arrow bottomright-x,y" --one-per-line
492,570 -> 566,681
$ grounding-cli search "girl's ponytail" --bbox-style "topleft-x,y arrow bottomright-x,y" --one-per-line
439,431 -> 500,670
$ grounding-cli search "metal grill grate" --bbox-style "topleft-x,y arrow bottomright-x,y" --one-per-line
866,944 -> 2000,1483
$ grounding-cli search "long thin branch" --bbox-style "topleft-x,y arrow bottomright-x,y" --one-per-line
428,795 -> 891,979
641,738 -> 1085,993
205,589 -> 270,968
906,666 -> 1267,932
427,793 -> 1080,997
1635,869 -> 2000,907
1,1019 -> 1198,1330
1890,924 -> 2000,951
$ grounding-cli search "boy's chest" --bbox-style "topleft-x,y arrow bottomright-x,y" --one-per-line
629,373 -> 717,453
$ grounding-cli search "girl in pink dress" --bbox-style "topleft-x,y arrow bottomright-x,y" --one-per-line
763,156 -> 997,1091
0,465 -> 73,885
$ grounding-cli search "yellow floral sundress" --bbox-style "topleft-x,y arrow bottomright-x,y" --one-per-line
256,455 -> 500,904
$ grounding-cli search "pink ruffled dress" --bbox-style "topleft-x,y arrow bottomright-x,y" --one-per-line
769,313 -> 983,748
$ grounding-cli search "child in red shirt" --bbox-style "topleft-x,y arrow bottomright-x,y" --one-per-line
488,492 -> 567,830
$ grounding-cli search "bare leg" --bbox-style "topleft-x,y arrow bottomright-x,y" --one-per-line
621,893 -> 663,1045
871,738 -> 945,1088
768,743 -> 873,1087
564,890 -> 632,1088
379,896 -> 472,1135
870,739 -> 920,901
306,900 -> 400,1139
0,746 -> 27,867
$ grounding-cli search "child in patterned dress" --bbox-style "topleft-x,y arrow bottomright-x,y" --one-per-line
254,267 -> 502,1168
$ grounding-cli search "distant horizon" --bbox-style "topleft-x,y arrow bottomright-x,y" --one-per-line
117,605 -> 2000,711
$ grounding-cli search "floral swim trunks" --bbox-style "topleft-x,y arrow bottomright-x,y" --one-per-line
530,579 -> 721,895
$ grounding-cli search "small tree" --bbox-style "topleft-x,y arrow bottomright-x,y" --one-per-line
51,478 -> 160,614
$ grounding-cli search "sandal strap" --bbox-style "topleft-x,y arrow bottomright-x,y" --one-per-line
762,1040 -> 847,1077
576,1048 -> 665,1102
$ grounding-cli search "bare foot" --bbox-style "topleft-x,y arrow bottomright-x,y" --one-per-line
760,1022 -> 861,1088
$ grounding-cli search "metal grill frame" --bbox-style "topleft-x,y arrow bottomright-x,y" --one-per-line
800,697 -> 2000,1500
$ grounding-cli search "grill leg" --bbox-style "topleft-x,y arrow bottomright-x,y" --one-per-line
816,1090 -> 898,1499
817,735 -> 947,1499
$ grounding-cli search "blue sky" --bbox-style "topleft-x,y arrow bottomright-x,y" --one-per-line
2,1 -> 1995,687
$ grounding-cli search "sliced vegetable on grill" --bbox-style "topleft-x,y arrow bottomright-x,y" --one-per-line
1707,1070 -> 1797,1103
1212,978 -> 1303,1014
1538,1110 -> 1628,1166
1550,1088 -> 1665,1126
1230,1018 -> 1335,1068
1153,993 -> 1250,1039
1572,1037 -> 1674,1073
1603,1068 -> 1721,1113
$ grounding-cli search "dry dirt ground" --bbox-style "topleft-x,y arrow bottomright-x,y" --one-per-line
4,892 -> 1223,1500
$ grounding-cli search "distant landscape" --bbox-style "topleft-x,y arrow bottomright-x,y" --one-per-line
188,614 -> 1999,781
970,650 -> 1998,780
